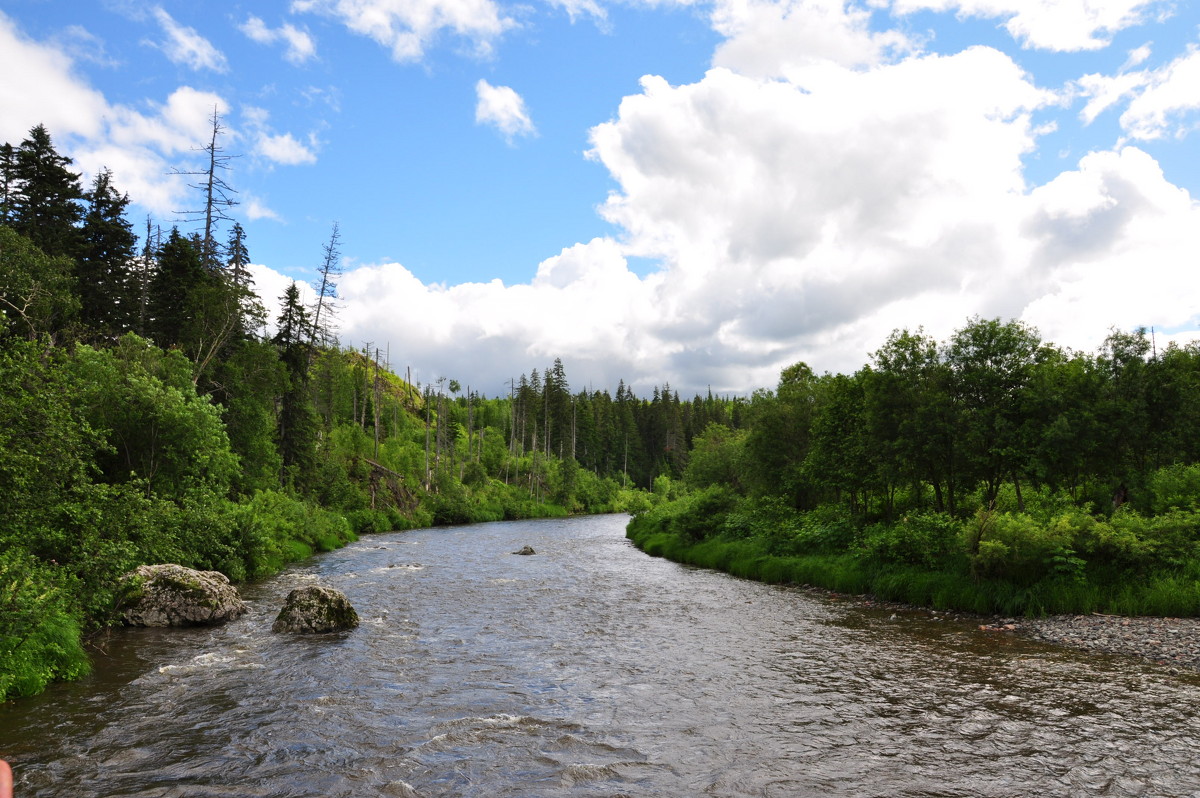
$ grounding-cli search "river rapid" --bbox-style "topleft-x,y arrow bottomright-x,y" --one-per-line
3,514 -> 1200,797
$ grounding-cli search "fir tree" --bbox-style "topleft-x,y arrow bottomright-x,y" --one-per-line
147,228 -> 206,348
0,142 -> 16,225
273,282 -> 319,488
10,125 -> 83,258
78,168 -> 137,335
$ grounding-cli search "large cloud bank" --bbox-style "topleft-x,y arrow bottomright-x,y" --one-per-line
324,2 -> 1199,394
3,2 -> 1198,397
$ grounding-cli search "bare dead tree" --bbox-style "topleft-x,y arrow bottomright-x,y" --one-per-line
173,107 -> 238,267
309,222 -> 342,348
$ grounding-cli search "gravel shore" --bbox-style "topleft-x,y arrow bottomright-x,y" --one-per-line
1014,614 -> 1200,673
810,585 -> 1200,674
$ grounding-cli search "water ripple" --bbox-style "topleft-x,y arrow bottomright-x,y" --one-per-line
4,515 -> 1200,796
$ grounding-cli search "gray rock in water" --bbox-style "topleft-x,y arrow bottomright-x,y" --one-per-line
513,545 -> 536,556
121,564 -> 248,627
272,585 -> 359,634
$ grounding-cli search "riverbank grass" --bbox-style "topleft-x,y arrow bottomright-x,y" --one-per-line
627,515 -> 1200,618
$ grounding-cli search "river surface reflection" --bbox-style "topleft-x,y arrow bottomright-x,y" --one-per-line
2,514 -> 1199,796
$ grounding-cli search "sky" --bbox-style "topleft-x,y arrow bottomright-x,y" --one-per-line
2,0 -> 1199,397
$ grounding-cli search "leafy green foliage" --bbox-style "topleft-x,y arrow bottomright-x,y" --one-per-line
1148,463 -> 1200,513
683,423 -> 746,490
0,225 -> 79,341
230,491 -> 356,578
626,319 -> 1200,618
858,512 -> 963,569
0,548 -> 89,699
67,336 -> 238,498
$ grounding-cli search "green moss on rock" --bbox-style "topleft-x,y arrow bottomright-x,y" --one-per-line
272,585 -> 359,634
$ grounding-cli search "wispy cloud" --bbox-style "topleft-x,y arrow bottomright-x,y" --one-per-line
243,106 -> 319,165
1076,43 -> 1200,139
239,15 -> 317,65
892,0 -> 1167,51
244,192 -> 284,222
148,6 -> 228,72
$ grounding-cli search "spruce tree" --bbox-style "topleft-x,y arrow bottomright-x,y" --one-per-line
226,222 -> 250,288
225,221 -> 265,335
273,282 -> 319,488
78,169 -> 137,335
147,228 -> 206,348
10,125 -> 83,258
0,142 -> 16,225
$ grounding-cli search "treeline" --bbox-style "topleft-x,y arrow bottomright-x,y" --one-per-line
629,318 -> 1200,617
0,122 -> 719,701
505,362 -> 745,489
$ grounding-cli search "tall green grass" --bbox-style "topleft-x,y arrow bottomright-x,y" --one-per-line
627,524 -> 1200,617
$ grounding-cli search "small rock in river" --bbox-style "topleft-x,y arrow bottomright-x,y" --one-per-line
272,585 -> 359,634
513,546 -> 536,556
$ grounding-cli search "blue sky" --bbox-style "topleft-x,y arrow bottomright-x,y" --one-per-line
2,0 -> 1199,395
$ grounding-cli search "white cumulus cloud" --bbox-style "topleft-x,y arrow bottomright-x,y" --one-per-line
324,40 -> 1197,394
0,11 -> 109,144
1020,147 -> 1200,346
474,80 -> 537,141
292,0 -> 514,62
711,0 -> 913,80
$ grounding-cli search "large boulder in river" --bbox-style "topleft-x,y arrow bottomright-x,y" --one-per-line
121,564 -> 248,627
272,585 -> 359,634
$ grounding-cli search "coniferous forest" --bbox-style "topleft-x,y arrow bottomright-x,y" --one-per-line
4,122 -> 1200,702
0,124 -> 732,700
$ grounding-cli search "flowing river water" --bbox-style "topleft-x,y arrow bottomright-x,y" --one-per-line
3,514 -> 1200,797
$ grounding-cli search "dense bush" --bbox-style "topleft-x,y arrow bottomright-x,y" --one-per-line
858,512 -> 962,569
0,549 -> 90,699
964,510 -> 1084,584
627,460 -> 1200,616
231,490 -> 357,577
1149,464 -> 1200,513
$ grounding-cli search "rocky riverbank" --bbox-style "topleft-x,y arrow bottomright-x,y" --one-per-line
807,585 -> 1200,674
1015,614 -> 1200,674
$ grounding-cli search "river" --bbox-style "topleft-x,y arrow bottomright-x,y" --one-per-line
2,514 -> 1199,797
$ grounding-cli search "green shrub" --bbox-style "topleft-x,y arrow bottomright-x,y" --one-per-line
964,510 -> 1082,584
1149,464 -> 1200,513
614,488 -> 653,515
857,512 -> 962,569
229,491 -> 356,578
796,504 -> 859,552
668,485 -> 739,541
0,549 -> 90,701
345,509 -> 394,535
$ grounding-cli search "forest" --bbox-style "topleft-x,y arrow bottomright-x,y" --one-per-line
5,120 -> 1200,703
629,317 -> 1200,620
0,123 -> 736,701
